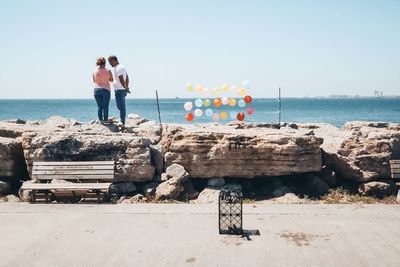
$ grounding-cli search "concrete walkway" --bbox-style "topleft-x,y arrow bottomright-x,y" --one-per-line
0,203 -> 399,267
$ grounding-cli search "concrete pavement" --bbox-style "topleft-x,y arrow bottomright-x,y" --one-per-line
0,203 -> 399,267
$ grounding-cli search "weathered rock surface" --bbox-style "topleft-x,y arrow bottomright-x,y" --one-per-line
155,177 -> 184,200
155,164 -> 189,200
165,163 -> 189,180
310,122 -> 400,182
0,137 -> 28,179
162,124 -> 323,178
1,116 -> 400,202
358,181 -> 397,198
272,193 -> 304,204
195,187 -> 220,203
22,131 -> 155,182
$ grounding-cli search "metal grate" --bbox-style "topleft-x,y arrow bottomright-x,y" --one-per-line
218,187 -> 243,235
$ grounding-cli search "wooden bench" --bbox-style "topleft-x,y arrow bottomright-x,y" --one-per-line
390,160 -> 400,180
20,161 -> 116,203
390,160 -> 400,203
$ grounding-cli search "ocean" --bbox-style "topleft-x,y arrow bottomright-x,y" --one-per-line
0,98 -> 399,127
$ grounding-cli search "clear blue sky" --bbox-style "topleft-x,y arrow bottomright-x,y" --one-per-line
0,0 -> 399,99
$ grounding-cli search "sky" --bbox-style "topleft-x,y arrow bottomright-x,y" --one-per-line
0,0 -> 399,99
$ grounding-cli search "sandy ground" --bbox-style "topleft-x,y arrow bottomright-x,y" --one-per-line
0,203 -> 399,267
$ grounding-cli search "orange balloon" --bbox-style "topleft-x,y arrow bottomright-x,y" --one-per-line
244,95 -> 252,104
214,98 -> 222,107
186,113 -> 194,122
237,112 -> 245,121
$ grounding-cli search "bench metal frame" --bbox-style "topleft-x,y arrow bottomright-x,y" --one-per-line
20,161 -> 115,203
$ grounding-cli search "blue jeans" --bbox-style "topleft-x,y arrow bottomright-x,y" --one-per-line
94,88 -> 110,121
115,90 -> 127,124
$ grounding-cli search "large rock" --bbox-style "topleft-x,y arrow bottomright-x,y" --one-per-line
311,122 -> 400,182
0,137 -> 28,179
155,177 -> 184,200
195,187 -> 220,203
358,181 -> 397,198
165,163 -> 189,180
21,131 -> 155,182
162,124 -> 323,178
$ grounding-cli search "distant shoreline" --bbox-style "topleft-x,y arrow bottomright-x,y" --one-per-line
0,96 -> 399,101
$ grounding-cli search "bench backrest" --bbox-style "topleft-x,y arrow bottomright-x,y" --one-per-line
390,160 -> 400,179
32,161 -> 115,182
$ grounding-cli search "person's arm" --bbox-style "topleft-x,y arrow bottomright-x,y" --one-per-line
118,72 -> 131,93
109,70 -> 114,82
118,75 -> 127,89
92,73 -> 95,83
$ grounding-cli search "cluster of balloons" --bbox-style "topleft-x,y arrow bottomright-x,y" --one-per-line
185,81 -> 250,97
185,110 -> 250,122
184,95 -> 254,122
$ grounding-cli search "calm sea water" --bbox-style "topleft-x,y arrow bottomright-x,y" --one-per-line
0,98 -> 399,127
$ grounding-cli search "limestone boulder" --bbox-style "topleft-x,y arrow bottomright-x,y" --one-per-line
311,122 -> 400,182
195,187 -> 220,203
0,137 -> 28,179
155,177 -> 184,200
21,131 -> 155,182
162,124 -> 323,179
165,163 -> 189,181
358,181 -> 397,198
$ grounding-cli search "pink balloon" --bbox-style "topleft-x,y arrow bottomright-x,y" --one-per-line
246,107 -> 255,115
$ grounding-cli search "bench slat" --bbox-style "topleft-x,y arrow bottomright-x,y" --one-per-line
392,173 -> 400,179
21,183 -> 112,190
33,161 -> 115,166
32,170 -> 115,175
32,174 -> 114,180
33,165 -> 114,171
389,160 -> 400,163
390,165 -> 400,169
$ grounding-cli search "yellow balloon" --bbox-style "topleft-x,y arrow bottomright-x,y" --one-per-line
211,87 -> 220,96
186,83 -> 193,91
203,99 -> 211,107
220,111 -> 228,120
228,98 -> 237,107
221,84 -> 230,93
238,87 -> 247,97
194,85 -> 204,93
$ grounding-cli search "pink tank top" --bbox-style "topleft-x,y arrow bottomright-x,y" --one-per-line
93,67 -> 111,90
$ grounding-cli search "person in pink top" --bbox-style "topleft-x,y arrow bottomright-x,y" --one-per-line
92,57 -> 113,123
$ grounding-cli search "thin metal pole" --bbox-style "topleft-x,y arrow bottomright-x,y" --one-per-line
156,90 -> 162,125
278,87 -> 282,125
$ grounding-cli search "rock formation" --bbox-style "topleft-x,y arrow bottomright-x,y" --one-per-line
308,122 -> 400,182
0,115 -> 399,200
161,123 -> 323,178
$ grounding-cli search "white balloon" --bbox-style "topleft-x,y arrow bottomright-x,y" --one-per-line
194,108 -> 203,117
195,99 -> 203,107
205,108 -> 213,117
184,102 -> 193,111
242,80 -> 250,88
221,97 -> 229,105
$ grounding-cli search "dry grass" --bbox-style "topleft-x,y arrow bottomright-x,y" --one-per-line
321,188 -> 398,204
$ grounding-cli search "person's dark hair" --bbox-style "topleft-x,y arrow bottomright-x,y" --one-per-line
96,57 -> 106,66
108,55 -> 118,62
